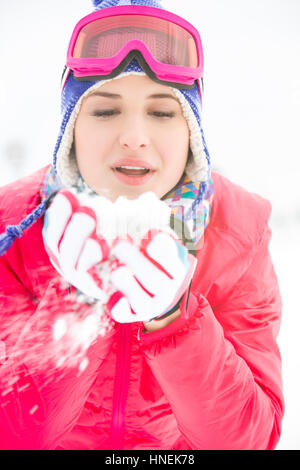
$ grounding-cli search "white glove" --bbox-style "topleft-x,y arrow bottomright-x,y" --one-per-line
42,189 -> 110,301
106,229 -> 197,323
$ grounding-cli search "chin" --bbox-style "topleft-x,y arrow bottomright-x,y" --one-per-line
112,184 -> 162,201
116,188 -> 156,201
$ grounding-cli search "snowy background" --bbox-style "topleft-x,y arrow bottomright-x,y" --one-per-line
0,0 -> 299,449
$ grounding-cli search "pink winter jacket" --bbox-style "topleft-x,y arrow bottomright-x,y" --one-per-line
0,166 -> 284,450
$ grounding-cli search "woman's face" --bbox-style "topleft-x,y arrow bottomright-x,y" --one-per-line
74,74 -> 190,201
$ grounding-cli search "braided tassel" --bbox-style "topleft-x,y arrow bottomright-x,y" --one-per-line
0,200 -> 48,257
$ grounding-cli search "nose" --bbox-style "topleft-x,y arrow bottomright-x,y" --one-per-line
119,117 -> 150,151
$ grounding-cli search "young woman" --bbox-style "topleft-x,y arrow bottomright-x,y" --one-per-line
0,0 -> 284,450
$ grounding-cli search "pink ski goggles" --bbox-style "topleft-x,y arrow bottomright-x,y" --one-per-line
66,5 -> 204,89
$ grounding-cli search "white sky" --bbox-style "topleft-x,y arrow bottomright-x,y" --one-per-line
0,0 -> 299,449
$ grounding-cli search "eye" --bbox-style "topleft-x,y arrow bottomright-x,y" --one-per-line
92,109 -> 120,118
150,111 -> 176,119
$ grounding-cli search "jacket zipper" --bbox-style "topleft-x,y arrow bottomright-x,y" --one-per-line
111,323 -> 131,449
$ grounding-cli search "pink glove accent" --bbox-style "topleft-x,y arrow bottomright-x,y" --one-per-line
42,189 -> 110,301
106,230 -> 197,323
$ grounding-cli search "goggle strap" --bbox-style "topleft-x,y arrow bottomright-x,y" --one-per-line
61,65 -> 72,91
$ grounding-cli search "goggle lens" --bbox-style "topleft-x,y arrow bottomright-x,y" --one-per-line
72,15 -> 198,69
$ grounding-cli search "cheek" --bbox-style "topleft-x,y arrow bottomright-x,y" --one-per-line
160,123 -> 189,168
74,119 -> 108,168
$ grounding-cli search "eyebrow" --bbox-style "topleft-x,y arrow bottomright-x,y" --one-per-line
148,93 -> 180,103
89,91 -> 180,103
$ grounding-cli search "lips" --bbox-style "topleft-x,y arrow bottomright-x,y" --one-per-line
111,159 -> 156,186
115,166 -> 150,177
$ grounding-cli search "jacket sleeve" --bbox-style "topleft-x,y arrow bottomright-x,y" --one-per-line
0,257 -> 116,450
138,223 -> 284,450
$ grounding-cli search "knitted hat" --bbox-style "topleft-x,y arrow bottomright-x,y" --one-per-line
0,0 -> 211,256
